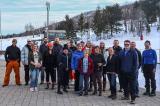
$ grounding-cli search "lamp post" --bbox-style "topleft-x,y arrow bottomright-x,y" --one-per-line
46,1 -> 50,38
0,10 -> 2,51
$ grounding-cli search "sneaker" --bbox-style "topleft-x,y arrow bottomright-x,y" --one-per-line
149,91 -> 156,97
84,92 -> 88,96
57,91 -> 63,94
70,80 -> 75,85
2,85 -> 8,87
130,100 -> 135,104
35,87 -> 38,91
30,88 -> 34,92
40,82 -> 44,85
112,95 -> 117,100
121,96 -> 129,100
143,92 -> 150,96
92,91 -> 97,95
108,95 -> 113,98
79,93 -> 83,96
63,89 -> 68,93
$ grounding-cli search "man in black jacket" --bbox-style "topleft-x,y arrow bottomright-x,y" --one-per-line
131,42 -> 142,97
3,39 -> 21,87
113,40 -> 123,92
39,37 -> 48,84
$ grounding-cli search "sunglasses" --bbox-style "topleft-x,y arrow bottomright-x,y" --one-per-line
124,44 -> 130,46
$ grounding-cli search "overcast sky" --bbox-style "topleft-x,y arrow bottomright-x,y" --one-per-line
0,0 -> 137,35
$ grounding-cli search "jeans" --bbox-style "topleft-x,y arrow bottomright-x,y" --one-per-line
79,74 -> 89,93
107,73 -> 117,95
30,69 -> 39,87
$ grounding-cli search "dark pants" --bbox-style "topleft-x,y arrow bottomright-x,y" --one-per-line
79,74 -> 89,94
57,65 -> 69,91
118,73 -> 123,90
102,69 -> 107,90
121,72 -> 136,100
24,65 -> 29,84
92,71 -> 102,93
107,73 -> 117,95
89,75 -> 93,89
143,64 -> 156,92
40,68 -> 45,83
74,71 -> 80,91
45,67 -> 55,83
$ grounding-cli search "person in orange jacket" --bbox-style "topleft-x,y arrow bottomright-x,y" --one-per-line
3,39 -> 21,87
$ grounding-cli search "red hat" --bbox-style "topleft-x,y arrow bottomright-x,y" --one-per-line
47,42 -> 53,47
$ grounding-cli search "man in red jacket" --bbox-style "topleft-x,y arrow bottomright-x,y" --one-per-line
78,50 -> 94,96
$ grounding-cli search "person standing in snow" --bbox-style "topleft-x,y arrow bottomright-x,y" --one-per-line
142,40 -> 157,97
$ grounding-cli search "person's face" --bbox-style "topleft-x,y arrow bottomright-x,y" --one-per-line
44,38 -> 48,44
84,52 -> 89,57
77,45 -> 82,51
86,42 -> 91,48
55,38 -> 60,43
114,41 -> 119,47
145,42 -> 150,49
48,46 -> 53,50
130,42 -> 136,49
124,42 -> 130,49
81,42 -> 85,47
33,45 -> 38,51
27,41 -> 32,46
100,43 -> 105,48
67,43 -> 71,48
95,48 -> 100,54
12,40 -> 17,46
63,49 -> 68,54
108,48 -> 114,55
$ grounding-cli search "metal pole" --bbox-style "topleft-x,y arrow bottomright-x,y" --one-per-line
0,10 -> 2,51
46,1 -> 50,38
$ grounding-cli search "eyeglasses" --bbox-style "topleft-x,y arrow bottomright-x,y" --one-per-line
124,44 -> 130,46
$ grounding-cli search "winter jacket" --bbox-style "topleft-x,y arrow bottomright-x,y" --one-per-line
43,50 -> 56,69
106,55 -> 119,74
28,51 -> 42,70
78,57 -> 94,76
21,45 -> 32,65
91,53 -> 106,72
71,50 -> 84,71
39,43 -> 48,57
53,43 -> 63,56
58,53 -> 71,70
135,48 -> 142,69
119,49 -> 138,73
142,49 -> 157,68
5,45 -> 21,62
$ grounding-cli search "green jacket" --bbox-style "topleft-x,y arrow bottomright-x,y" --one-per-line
28,51 -> 42,70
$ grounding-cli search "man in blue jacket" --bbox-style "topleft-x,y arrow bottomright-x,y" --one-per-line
119,40 -> 138,104
142,40 -> 157,97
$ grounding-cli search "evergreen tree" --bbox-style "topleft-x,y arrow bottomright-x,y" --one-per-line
65,15 -> 75,38
78,13 -> 85,38
92,6 -> 104,38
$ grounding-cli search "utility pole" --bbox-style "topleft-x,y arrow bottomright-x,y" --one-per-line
0,10 -> 2,51
46,1 -> 50,38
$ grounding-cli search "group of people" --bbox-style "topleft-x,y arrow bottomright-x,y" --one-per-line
2,37 -> 157,104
